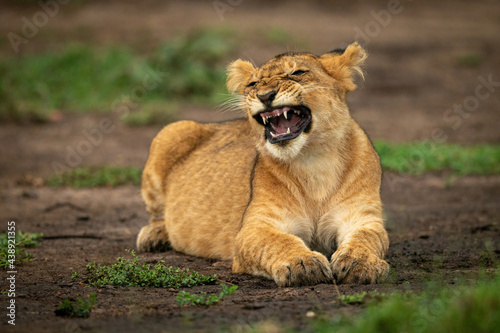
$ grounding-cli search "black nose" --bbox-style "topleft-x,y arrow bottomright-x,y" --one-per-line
257,90 -> 277,107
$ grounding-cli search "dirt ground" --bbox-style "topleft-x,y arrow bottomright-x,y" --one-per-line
1,0 -> 500,332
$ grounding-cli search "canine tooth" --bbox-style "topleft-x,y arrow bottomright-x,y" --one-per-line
284,110 -> 288,119
262,116 -> 267,124
270,132 -> 276,137
287,127 -> 290,134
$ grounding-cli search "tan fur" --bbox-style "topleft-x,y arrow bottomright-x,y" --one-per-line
137,42 -> 389,286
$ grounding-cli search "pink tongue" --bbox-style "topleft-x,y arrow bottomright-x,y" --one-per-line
275,114 -> 300,134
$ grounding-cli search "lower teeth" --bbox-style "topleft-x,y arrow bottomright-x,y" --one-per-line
270,130 -> 290,138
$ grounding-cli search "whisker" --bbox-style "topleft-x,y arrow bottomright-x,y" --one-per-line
215,93 -> 246,114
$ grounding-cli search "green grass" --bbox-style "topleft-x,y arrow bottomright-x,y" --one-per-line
55,293 -> 96,318
375,141 -> 500,175
310,271 -> 500,333
84,250 -> 217,288
177,284 -> 238,307
0,28 -> 236,123
0,45 -> 141,122
150,28 -> 236,104
0,231 -> 43,269
457,52 -> 483,68
121,101 -> 178,126
265,28 -> 294,45
46,166 -> 141,188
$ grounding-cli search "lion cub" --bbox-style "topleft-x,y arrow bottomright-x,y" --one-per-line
137,42 -> 389,286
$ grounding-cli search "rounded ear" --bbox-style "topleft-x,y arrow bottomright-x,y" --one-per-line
319,42 -> 367,92
226,59 -> 256,94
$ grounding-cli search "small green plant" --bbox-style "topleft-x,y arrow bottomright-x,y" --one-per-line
55,293 -> 97,318
177,283 -> 238,307
338,292 -> 368,304
0,231 -> 43,269
47,166 -> 142,188
72,272 -> 80,280
338,291 -> 388,305
85,250 -> 217,288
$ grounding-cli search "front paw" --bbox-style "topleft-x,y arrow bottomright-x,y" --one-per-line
272,251 -> 333,287
331,246 -> 389,284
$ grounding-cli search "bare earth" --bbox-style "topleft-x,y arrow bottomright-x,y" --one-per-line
0,0 -> 499,332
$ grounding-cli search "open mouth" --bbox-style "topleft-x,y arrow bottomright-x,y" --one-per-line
253,105 -> 312,144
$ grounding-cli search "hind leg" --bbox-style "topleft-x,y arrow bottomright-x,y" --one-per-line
137,220 -> 171,252
136,121 -> 213,253
137,163 -> 171,252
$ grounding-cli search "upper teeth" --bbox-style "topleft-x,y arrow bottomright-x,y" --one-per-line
260,109 -> 300,124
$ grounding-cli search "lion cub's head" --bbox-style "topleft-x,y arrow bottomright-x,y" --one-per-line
227,42 -> 366,161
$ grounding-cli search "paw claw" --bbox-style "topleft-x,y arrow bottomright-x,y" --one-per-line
331,247 -> 389,284
273,251 -> 333,287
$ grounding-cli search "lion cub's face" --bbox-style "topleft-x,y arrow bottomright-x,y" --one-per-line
227,42 -> 366,161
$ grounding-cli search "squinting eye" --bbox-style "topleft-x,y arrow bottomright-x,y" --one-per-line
291,70 -> 308,76
246,81 -> 258,87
